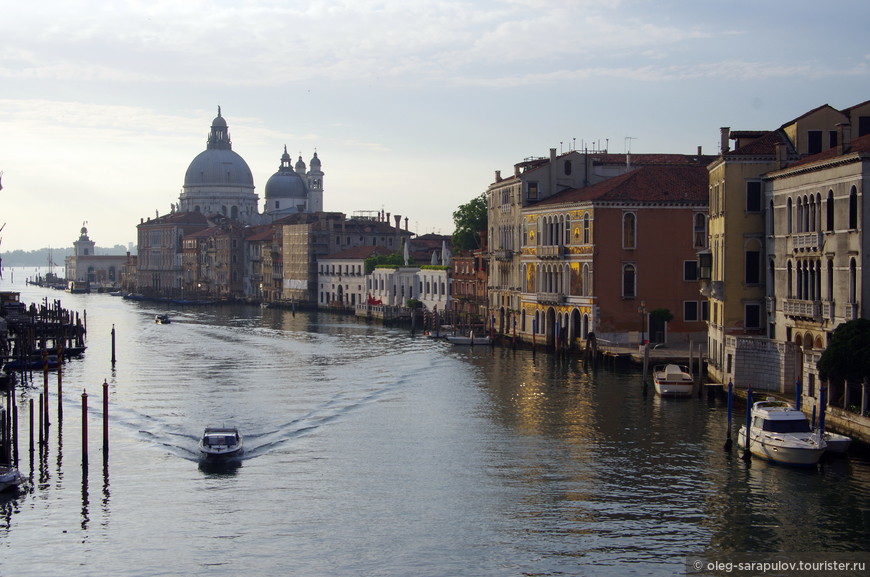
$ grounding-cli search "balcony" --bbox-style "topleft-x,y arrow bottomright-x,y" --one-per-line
783,298 -> 821,320
791,232 -> 822,252
844,302 -> 859,321
493,249 -> 514,261
538,245 -> 566,259
536,292 -> 565,305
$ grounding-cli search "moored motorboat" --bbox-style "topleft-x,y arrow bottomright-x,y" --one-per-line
446,331 -> 491,346
652,364 -> 694,397
199,427 -> 244,460
155,314 -> 171,324
0,465 -> 24,492
738,399 -> 826,466
821,430 -> 852,454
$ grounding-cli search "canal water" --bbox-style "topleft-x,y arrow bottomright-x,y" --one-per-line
1,276 -> 869,576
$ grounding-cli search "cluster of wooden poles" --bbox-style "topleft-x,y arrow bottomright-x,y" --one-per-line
1,350 -> 110,470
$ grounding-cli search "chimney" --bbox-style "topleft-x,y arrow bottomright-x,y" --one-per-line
394,215 -> 401,230
697,145 -> 703,157
775,142 -> 787,169
386,212 -> 390,225
495,170 -> 502,182
720,127 -> 730,155
404,217 -> 409,231
837,123 -> 852,155
550,147 -> 557,162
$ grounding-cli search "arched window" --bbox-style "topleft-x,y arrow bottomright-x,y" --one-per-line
849,186 -> 858,229
622,264 -> 636,298
583,213 -> 590,244
583,263 -> 591,297
787,198 -> 793,233
564,160 -> 572,175
826,189 -> 834,231
622,213 -> 636,249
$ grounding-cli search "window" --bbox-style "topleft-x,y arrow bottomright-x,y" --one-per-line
859,116 -> 870,137
746,181 -> 762,212
745,303 -> 761,329
684,261 -> 699,281
684,301 -> 699,322
745,249 -> 761,284
622,213 -> 636,249
829,130 -> 838,149
622,264 -> 636,298
564,160 -> 572,176
849,186 -> 858,229
701,300 -> 710,321
826,190 -> 834,231
807,130 -> 822,155
693,213 -> 707,248
527,182 -> 539,201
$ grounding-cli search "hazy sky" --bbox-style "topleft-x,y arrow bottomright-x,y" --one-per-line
1,0 -> 868,252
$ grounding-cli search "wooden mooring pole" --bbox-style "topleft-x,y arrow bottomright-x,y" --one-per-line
102,380 -> 109,459
81,389 -> 88,468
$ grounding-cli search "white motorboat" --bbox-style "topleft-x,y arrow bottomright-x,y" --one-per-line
821,430 -> 852,454
199,427 -> 244,460
0,465 -> 24,492
446,331 -> 491,346
738,399 -> 826,466
652,364 -> 694,397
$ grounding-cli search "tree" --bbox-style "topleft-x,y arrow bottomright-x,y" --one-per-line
364,252 -> 405,274
817,318 -> 870,385
451,193 -> 487,252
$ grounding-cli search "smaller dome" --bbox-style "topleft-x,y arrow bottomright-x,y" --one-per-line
295,155 -> 306,172
265,147 -> 308,200
212,105 -> 227,127
310,151 -> 321,169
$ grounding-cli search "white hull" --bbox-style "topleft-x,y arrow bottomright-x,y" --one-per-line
446,335 -> 490,346
199,427 -> 244,460
738,426 -> 825,466
822,431 -> 852,454
652,365 -> 694,397
654,382 -> 694,397
0,466 -> 24,492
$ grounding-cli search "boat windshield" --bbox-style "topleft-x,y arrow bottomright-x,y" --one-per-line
761,419 -> 811,434
205,435 -> 237,446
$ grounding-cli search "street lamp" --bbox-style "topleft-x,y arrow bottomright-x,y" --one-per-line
638,300 -> 647,346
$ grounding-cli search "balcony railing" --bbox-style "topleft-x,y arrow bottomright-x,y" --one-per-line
844,302 -> 859,321
536,292 -> 565,304
538,245 -> 566,259
783,298 -> 821,320
493,249 -> 514,261
791,232 -> 822,252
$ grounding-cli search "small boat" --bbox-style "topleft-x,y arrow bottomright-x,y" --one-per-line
821,430 -> 852,454
0,465 -> 24,492
652,364 -> 695,397
155,314 -> 171,324
446,334 -> 491,346
3,355 -> 60,372
199,427 -> 244,460
738,399 -> 826,466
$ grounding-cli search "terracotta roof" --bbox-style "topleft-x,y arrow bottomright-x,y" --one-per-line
725,129 -> 792,157
589,153 -> 713,166
783,133 -> 870,168
322,245 -> 395,260
139,211 -> 209,226
535,165 -> 708,206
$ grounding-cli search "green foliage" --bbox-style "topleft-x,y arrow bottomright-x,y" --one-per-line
649,308 -> 674,323
817,319 -> 870,384
420,265 -> 448,270
406,298 -> 423,309
451,193 -> 487,252
364,252 -> 405,274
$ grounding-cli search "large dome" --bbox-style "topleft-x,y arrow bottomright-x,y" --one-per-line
184,148 -> 254,187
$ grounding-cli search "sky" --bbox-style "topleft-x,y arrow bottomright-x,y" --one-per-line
1,0 -> 868,253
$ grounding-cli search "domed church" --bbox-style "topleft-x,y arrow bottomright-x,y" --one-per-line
177,108 -> 324,224
264,146 -> 324,218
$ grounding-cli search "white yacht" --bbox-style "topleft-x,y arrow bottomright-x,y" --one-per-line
738,399 -> 826,466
